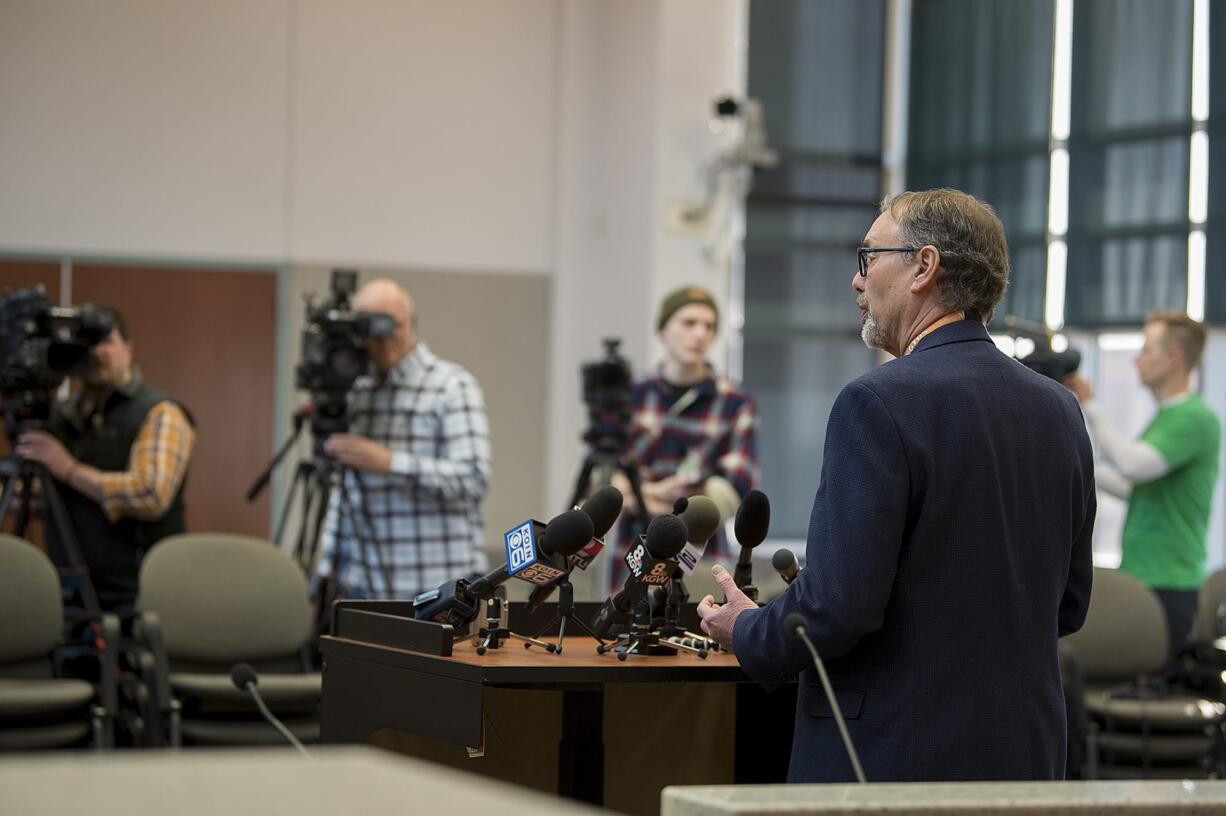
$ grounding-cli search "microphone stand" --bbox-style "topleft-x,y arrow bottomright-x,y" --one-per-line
733,559 -> 760,603
603,594 -> 708,661
525,568 -> 607,655
655,572 -> 714,657
475,593 -> 555,656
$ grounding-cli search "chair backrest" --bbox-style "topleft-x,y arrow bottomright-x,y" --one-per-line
1192,567 -> 1226,644
0,534 -> 63,666
139,534 -> 311,664
1061,567 -> 1168,681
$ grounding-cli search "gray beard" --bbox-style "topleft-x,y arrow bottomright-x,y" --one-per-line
861,313 -> 885,350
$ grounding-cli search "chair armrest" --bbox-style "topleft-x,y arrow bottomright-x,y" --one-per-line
97,614 -> 120,716
130,612 -> 173,713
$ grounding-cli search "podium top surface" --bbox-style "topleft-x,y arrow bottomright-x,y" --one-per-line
321,633 -> 748,686
662,780 -> 1226,816
0,746 -> 605,816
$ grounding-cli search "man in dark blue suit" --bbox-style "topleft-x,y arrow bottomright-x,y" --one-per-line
698,188 -> 1095,782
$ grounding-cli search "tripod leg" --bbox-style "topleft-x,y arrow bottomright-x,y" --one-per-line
556,615 -> 568,655
352,468 -> 396,597
335,473 -> 380,598
273,462 -> 307,550
39,467 -> 101,615
621,463 -> 650,531
560,612 -> 608,647
304,466 -> 333,573
14,471 -> 33,537
530,613 -> 562,641
569,457 -> 597,510
292,469 -> 319,571
0,473 -> 18,534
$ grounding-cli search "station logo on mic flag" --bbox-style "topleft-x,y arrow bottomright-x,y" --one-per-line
505,521 -> 538,573
625,539 -> 671,585
504,520 -> 566,585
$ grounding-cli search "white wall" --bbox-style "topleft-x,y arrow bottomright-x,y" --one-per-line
0,1 -> 289,260
291,0 -> 556,271
0,0 -> 556,270
545,0 -> 742,517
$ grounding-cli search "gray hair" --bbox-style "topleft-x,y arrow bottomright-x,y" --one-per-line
880,189 -> 1010,322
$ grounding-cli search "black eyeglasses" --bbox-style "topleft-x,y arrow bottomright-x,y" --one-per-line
857,246 -> 921,277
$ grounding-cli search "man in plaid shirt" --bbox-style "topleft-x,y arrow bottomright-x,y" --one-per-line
608,285 -> 759,589
315,278 -> 491,599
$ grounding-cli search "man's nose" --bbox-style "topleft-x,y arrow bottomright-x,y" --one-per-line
852,271 -> 865,291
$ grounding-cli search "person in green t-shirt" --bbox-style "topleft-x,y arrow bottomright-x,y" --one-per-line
1065,310 -> 1221,656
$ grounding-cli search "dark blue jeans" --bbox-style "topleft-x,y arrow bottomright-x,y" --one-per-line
1153,587 -> 1198,657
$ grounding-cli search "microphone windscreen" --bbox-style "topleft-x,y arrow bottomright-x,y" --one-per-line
543,509 -> 595,557
673,497 -> 688,514
772,548 -> 797,573
643,514 -> 688,560
676,495 -> 722,544
734,490 -> 771,550
783,613 -> 808,639
230,663 -> 259,691
581,486 -> 624,539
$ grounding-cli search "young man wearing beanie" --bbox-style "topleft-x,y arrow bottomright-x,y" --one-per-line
608,285 -> 760,589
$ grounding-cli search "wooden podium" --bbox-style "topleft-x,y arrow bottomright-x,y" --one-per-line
319,601 -> 796,815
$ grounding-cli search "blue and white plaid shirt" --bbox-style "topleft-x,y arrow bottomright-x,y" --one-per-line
317,342 -> 491,599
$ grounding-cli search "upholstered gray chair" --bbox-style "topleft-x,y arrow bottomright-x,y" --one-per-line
134,533 -> 320,747
1063,567 -> 1226,778
1192,567 -> 1226,646
0,534 -> 118,750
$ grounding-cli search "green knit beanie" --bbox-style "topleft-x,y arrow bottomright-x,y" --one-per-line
657,285 -> 719,331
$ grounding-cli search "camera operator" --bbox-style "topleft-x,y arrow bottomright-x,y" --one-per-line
314,278 -> 492,599
1064,311 -> 1221,656
14,304 -> 195,616
607,285 -> 759,589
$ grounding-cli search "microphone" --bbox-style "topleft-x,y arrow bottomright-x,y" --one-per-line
772,548 -> 799,585
229,663 -> 310,756
413,509 -> 594,627
732,490 -> 770,601
525,486 -> 625,613
673,495 -> 723,575
783,613 -> 866,784
591,514 -> 688,639
582,485 -> 625,540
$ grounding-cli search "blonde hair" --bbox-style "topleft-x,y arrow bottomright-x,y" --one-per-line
1147,309 -> 1208,371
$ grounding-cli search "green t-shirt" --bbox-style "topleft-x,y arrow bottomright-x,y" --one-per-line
1120,394 -> 1222,589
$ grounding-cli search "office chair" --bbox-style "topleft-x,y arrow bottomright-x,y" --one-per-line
132,533 -> 320,747
1062,567 -> 1226,778
1167,567 -> 1226,702
0,533 -> 118,750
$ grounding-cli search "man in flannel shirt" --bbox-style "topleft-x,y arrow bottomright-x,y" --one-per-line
315,278 -> 491,599
16,304 -> 196,615
608,285 -> 759,590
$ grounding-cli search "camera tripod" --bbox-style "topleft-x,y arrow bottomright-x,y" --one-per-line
0,452 -> 100,615
570,440 -> 650,595
247,409 -> 394,600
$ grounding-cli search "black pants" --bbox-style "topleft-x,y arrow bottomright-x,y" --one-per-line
1153,587 -> 1198,657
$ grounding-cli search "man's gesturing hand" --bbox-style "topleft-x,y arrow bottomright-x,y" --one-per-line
696,564 -> 758,652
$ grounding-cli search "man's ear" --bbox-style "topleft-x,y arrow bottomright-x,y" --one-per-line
910,245 -> 942,294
